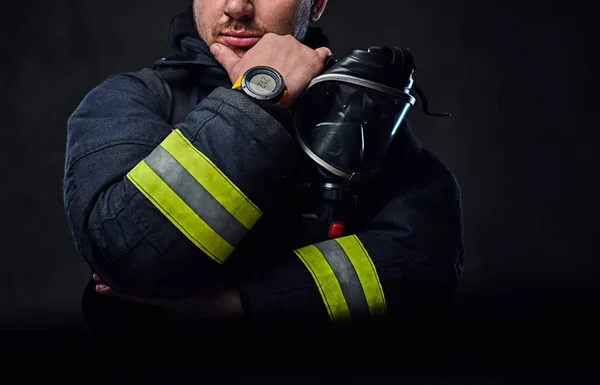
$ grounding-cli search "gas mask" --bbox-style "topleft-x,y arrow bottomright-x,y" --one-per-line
291,46 -> 450,183
287,46 -> 450,244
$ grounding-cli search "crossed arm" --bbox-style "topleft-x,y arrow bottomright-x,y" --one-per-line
65,74 -> 463,323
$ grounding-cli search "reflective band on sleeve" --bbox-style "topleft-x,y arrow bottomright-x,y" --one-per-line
314,239 -> 370,320
293,235 -> 387,322
293,245 -> 352,322
336,235 -> 387,318
144,146 -> 249,248
126,129 -> 262,264
161,130 -> 262,229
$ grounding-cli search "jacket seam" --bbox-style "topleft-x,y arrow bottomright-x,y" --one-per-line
97,206 -> 166,265
89,188 -> 141,230
124,207 -> 166,259
68,183 -> 89,251
189,101 -> 223,142
69,140 -> 156,216
68,139 -> 158,168
65,170 -> 91,248
90,194 -> 163,266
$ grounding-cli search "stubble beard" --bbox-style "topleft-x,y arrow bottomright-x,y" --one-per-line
293,0 -> 313,41
193,0 -> 313,56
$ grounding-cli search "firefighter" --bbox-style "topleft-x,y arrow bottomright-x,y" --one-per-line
63,0 -> 464,330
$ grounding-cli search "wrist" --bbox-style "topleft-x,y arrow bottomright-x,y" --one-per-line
232,66 -> 292,109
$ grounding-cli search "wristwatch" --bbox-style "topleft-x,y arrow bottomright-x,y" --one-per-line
232,66 -> 292,109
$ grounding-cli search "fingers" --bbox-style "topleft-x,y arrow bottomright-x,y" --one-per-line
315,46 -> 332,62
210,43 -> 240,76
95,282 -> 170,307
95,283 -> 113,294
93,274 -> 148,302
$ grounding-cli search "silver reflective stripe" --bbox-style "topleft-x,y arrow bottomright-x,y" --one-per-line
145,145 -> 248,248
314,239 -> 370,321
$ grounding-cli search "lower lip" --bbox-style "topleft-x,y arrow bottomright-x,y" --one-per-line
220,35 -> 261,49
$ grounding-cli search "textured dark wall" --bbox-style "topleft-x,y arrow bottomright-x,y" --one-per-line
0,0 -> 595,329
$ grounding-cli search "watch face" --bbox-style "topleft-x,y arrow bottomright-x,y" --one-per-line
242,67 -> 284,100
247,73 -> 278,96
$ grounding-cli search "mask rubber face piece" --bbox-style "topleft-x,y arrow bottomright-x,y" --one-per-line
293,80 -> 413,180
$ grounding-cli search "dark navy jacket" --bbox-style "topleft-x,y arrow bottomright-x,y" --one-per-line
63,6 -> 464,324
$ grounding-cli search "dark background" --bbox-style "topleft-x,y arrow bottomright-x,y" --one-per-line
0,0 -> 596,333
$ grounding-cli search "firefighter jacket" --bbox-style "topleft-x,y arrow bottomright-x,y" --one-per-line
63,6 -> 464,326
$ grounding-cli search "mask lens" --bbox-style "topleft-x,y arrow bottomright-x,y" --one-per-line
293,81 -> 412,175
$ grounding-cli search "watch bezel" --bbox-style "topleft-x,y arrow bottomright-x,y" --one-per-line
240,66 -> 286,102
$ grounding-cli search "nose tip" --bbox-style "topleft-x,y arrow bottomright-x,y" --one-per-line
224,0 -> 254,20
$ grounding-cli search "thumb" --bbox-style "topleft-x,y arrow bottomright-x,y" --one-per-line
210,43 -> 240,73
315,46 -> 332,62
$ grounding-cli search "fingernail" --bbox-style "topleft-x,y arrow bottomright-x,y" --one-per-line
96,284 -> 107,291
210,44 -> 220,55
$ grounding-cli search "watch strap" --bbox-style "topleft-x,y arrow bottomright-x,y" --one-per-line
232,75 -> 243,90
232,74 -> 292,109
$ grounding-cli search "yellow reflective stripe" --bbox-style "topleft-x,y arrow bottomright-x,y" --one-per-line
293,245 -> 352,322
294,235 -> 387,322
160,129 -> 262,230
336,235 -> 387,318
127,161 -> 234,264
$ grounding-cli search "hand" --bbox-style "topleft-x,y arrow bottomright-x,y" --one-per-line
93,274 -> 244,319
210,33 -> 332,104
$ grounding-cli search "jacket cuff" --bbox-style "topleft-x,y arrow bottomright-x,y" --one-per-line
236,251 -> 329,325
249,98 -> 293,130
207,87 -> 293,132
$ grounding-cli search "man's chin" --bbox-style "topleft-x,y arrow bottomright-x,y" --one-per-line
232,47 -> 250,58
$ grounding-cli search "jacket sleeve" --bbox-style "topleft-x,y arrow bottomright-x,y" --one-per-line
63,74 -> 299,298
236,146 -> 465,324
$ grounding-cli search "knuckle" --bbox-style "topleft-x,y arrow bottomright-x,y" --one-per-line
309,51 -> 324,69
